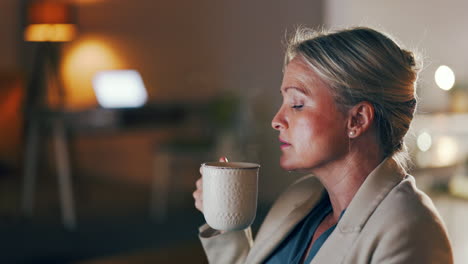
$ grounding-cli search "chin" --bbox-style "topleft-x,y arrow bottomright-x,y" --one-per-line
279,156 -> 300,171
279,155 -> 318,173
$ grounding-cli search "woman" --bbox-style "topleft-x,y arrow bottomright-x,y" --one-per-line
192,26 -> 453,263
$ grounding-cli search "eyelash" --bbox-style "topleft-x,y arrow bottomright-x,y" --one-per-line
292,104 -> 304,109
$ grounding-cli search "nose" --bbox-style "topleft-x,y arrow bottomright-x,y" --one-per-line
271,107 -> 286,131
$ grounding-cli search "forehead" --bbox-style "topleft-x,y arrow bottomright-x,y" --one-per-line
281,57 -> 327,92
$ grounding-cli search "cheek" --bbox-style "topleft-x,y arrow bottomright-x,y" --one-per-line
291,117 -> 317,150
292,113 -> 345,149
293,115 -> 331,138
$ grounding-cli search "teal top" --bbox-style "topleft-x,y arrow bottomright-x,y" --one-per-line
264,193 -> 345,264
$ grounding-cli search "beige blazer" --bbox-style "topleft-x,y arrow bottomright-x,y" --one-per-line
199,158 -> 453,263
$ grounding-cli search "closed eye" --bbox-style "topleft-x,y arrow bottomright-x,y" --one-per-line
292,105 -> 304,109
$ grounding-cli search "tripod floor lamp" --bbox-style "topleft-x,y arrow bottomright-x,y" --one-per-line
22,0 -> 77,230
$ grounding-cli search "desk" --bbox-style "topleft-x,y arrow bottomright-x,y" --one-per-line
21,104 -> 214,229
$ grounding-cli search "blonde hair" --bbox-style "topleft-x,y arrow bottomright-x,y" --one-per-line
285,26 -> 421,170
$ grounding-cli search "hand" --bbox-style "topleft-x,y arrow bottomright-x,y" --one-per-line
193,156 -> 228,213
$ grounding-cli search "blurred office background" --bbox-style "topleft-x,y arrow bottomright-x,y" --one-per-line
0,0 -> 467,263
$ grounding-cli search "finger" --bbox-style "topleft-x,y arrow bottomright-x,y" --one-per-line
193,189 -> 202,199
196,178 -> 202,189
219,156 -> 229,162
195,200 -> 203,212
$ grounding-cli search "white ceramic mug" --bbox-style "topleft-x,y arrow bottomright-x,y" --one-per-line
201,162 -> 260,231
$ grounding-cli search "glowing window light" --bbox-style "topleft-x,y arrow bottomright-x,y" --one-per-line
435,65 -> 455,91
92,70 -> 148,108
417,132 -> 432,152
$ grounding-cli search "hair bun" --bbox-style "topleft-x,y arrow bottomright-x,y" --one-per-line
401,49 -> 416,67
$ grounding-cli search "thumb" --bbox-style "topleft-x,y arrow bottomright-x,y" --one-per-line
219,156 -> 229,162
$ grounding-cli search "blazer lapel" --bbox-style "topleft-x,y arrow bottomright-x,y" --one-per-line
311,158 -> 405,263
246,181 -> 324,264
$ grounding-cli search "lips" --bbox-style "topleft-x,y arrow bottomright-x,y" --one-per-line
279,137 -> 291,148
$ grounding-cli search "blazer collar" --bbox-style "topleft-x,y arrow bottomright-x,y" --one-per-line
311,157 -> 406,263
248,158 -> 405,264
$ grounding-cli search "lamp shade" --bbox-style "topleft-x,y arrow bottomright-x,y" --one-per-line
24,1 -> 77,42
28,1 -> 74,24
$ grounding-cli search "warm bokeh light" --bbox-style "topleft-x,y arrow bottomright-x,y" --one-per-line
435,136 -> 458,167
24,24 -> 77,42
93,70 -> 148,108
435,65 -> 455,91
449,174 -> 468,199
0,75 -> 24,165
61,37 -> 126,109
417,131 -> 432,152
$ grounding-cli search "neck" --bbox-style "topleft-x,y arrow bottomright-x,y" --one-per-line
312,146 -> 384,222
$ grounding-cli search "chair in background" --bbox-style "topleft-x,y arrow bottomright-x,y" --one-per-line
150,95 -> 239,222
150,139 -> 213,221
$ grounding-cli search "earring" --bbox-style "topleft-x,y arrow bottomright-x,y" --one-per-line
349,131 -> 355,137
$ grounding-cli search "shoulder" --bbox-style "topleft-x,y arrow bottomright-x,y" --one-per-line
364,175 -> 453,263
377,175 -> 445,227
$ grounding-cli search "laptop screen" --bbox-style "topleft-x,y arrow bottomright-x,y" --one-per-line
92,70 -> 148,108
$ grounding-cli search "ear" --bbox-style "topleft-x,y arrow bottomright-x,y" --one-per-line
347,101 -> 375,138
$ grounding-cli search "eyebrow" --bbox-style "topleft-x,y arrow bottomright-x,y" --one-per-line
281,86 -> 309,95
